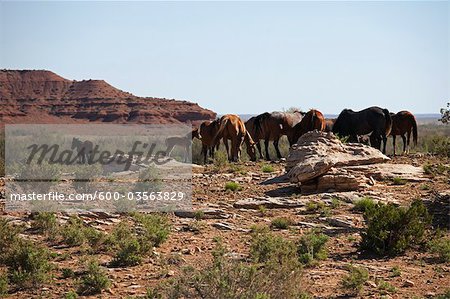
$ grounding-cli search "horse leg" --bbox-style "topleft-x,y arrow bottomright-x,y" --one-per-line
406,131 -> 411,154
401,135 -> 407,155
382,133 -> 387,154
256,141 -> 263,160
264,139 -> 271,161
392,135 -> 396,156
202,145 -> 208,164
273,138 -> 282,159
224,139 -> 231,161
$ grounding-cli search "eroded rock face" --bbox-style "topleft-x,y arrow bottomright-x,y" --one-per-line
287,131 -> 390,183
0,70 -> 216,125
287,131 -> 427,194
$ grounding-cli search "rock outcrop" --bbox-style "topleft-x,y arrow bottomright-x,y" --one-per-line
0,70 -> 216,125
287,131 -> 427,194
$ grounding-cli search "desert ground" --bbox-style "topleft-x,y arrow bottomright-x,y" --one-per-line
0,124 -> 449,299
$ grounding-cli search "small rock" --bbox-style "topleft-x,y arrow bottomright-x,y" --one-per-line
366,280 -> 377,288
403,279 -> 415,287
212,222 -> 234,230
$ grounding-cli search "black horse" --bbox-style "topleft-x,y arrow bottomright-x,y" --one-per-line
332,106 -> 392,154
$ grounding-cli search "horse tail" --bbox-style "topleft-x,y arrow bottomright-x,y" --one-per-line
410,113 -> 418,146
309,110 -> 317,131
212,117 -> 228,146
383,109 -> 392,136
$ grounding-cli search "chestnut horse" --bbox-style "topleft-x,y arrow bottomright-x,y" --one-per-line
213,114 -> 256,162
250,111 -> 303,160
292,109 -> 326,143
198,120 -> 221,163
389,111 -> 418,155
333,106 -> 392,154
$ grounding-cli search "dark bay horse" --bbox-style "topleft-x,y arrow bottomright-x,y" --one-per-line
213,114 -> 256,162
292,109 -> 326,143
71,137 -> 94,164
324,118 -> 336,132
389,111 -> 418,155
165,128 -> 199,163
332,106 -> 392,154
198,120 -> 221,163
249,111 -> 303,160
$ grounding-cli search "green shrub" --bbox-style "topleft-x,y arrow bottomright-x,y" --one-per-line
305,200 -> 331,216
62,268 -> 75,279
0,218 -> 21,254
297,230 -> 329,265
261,164 -> 274,173
133,165 -> 161,193
31,212 -> 59,240
389,266 -> 401,277
213,151 -> 229,170
165,235 -> 307,299
423,163 -> 449,176
61,216 -> 86,247
360,200 -> 431,256
353,197 -> 376,213
377,279 -> 396,294
270,217 -> 294,230
132,213 -> 170,247
77,259 -> 110,295
224,181 -> 242,192
428,237 -> 450,263
16,161 -> 61,193
341,264 -> 369,294
421,135 -> 450,157
72,164 -> 103,193
65,290 -> 78,299
0,272 -> 8,297
392,177 -> 407,185
250,226 -> 298,266
2,239 -> 52,288
108,222 -> 143,267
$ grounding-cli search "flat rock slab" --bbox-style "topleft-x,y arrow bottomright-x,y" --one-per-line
174,209 -> 230,219
345,163 -> 428,182
234,197 -> 308,209
287,131 -> 389,183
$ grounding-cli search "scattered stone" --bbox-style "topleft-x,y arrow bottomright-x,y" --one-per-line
174,208 -> 230,219
212,222 -> 234,230
366,280 -> 377,288
234,197 -> 308,209
326,217 -> 354,228
403,279 -> 415,287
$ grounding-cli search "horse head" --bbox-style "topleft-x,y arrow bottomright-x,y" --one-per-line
71,137 -> 81,149
244,132 -> 257,161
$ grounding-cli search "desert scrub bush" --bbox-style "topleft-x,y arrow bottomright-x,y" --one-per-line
270,217 -> 294,229
377,279 -> 396,294
353,197 -> 376,213
72,164 -> 103,193
224,181 -> 242,192
64,290 -> 78,299
2,239 -> 52,288
360,199 -> 431,256
250,226 -> 298,265
16,161 -> 61,193
297,230 -> 329,265
305,200 -> 331,216
164,236 -> 308,299
212,150 -> 229,170
109,214 -> 170,267
389,266 -> 401,277
31,212 -> 59,240
341,264 -> 369,295
61,216 -> 87,246
108,222 -> 144,267
0,218 -> 21,254
261,164 -> 274,173
428,237 -> 450,263
0,271 -> 8,297
423,163 -> 449,177
61,268 -> 75,279
228,164 -> 247,174
77,259 -> 110,295
133,165 -> 161,193
421,135 -> 450,157
392,177 -> 407,185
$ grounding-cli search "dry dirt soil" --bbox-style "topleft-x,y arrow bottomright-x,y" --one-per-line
0,155 -> 449,299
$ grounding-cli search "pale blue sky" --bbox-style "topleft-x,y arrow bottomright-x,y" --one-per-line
1,1 -> 448,114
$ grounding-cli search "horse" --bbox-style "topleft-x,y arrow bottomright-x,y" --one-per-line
71,137 -> 94,164
245,117 -> 264,159
291,109 -> 326,143
389,111 -> 418,155
213,114 -> 256,162
333,106 -> 392,154
251,110 -> 303,160
198,120 -> 221,163
324,118 -> 336,132
164,128 -> 198,163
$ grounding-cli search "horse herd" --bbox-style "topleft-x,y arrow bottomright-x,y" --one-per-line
176,106 -> 418,163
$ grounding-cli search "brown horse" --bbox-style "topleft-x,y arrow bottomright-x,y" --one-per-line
198,120 -> 221,163
333,106 -> 392,154
165,128 -> 199,162
324,118 -> 336,132
251,111 -> 303,160
213,114 -> 256,162
292,109 -> 326,143
389,111 -> 418,155
245,116 -> 264,159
